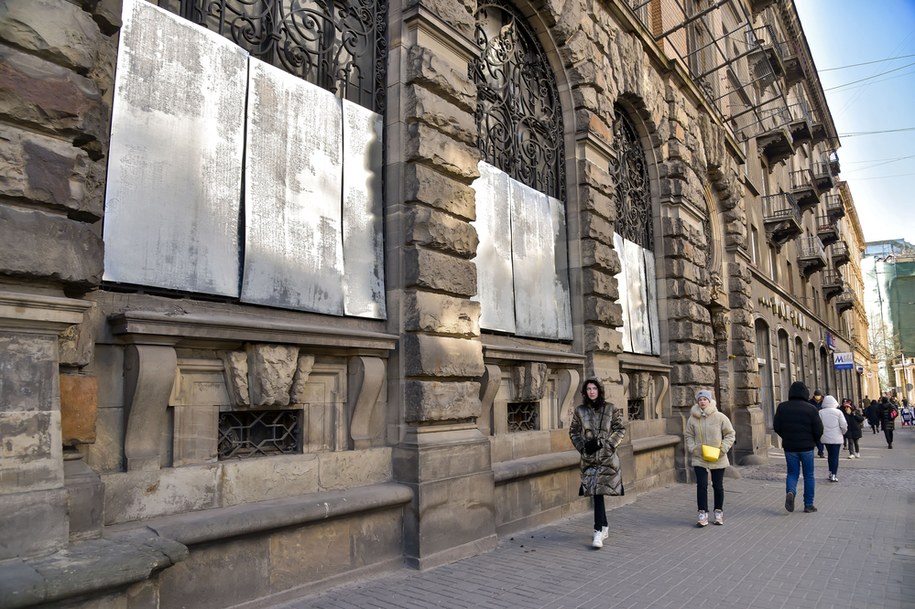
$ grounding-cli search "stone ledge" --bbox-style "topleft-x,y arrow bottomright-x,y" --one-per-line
0,532 -> 187,609
0,483 -> 413,608
492,450 -> 579,484
631,434 -> 681,453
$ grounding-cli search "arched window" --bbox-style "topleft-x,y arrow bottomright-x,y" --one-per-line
756,319 -> 774,428
612,106 -> 659,354
471,2 -> 571,340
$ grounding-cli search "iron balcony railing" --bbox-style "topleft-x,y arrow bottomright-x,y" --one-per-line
762,192 -> 800,223
798,236 -> 826,260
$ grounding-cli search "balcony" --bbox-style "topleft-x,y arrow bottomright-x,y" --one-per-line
830,240 -> 850,267
835,289 -> 855,314
780,42 -> 804,87
757,126 -> 794,165
747,26 -> 786,87
788,100 -> 813,148
797,236 -> 827,277
822,269 -> 844,301
749,0 -> 779,16
762,193 -> 802,246
789,169 -> 818,213
812,160 -> 835,193
825,194 -> 845,221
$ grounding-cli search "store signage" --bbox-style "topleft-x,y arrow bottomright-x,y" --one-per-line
834,352 -> 854,370
757,296 -> 810,331
825,332 -> 835,350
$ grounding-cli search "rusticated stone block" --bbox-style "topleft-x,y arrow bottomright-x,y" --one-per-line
582,268 -> 618,299
403,334 -> 484,378
580,211 -> 614,245
584,325 -> 623,353
403,290 -> 480,336
403,162 -> 476,220
60,374 -> 97,444
670,365 -> 715,385
404,380 -> 481,422
579,184 -> 616,220
405,205 -> 479,258
0,126 -> 102,219
0,0 -> 100,72
0,46 -> 105,141
412,0 -> 475,41
670,320 -> 713,343
405,83 -> 475,145
404,248 -> 477,296
406,123 -> 480,181
582,295 -> 622,326
581,239 -> 618,272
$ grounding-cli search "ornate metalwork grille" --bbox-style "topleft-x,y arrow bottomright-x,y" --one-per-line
156,0 -> 387,112
611,109 -> 653,250
628,398 -> 644,421
218,410 -> 301,459
507,401 -> 539,432
472,1 -> 565,200
702,210 -> 713,269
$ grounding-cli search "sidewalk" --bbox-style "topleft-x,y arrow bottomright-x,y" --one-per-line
269,427 -> 915,609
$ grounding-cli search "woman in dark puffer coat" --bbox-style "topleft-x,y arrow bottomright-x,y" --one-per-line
569,378 -> 626,549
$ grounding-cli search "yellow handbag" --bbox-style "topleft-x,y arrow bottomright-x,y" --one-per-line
698,420 -> 720,462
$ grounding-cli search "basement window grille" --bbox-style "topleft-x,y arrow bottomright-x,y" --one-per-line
507,402 -> 539,432
218,410 -> 302,459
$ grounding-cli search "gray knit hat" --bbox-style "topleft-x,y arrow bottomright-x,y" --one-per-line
696,389 -> 713,402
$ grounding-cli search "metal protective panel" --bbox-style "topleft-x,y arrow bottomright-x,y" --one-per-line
104,0 -> 246,296
342,100 -> 386,319
472,162 -> 516,334
614,233 -> 633,352
644,248 -> 661,354
549,195 -> 573,340
623,236 -> 653,354
241,59 -> 345,314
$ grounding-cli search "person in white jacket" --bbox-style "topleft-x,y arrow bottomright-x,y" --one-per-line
818,395 -> 848,482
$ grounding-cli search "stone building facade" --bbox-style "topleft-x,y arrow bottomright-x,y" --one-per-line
0,0 -> 869,607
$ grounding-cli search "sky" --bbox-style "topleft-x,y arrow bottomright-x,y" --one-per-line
795,0 -> 915,247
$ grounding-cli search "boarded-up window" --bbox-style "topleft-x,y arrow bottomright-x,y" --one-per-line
104,0 -> 385,319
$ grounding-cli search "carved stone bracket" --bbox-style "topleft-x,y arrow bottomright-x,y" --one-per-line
510,362 -> 548,402
222,344 -> 309,407
123,344 -> 177,471
348,356 -> 386,450
556,368 -> 580,429
478,364 -> 502,436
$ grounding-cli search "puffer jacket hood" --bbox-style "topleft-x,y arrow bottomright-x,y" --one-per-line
819,395 -> 848,444
690,399 -> 719,419
788,381 -> 810,401
685,399 -> 736,470
822,395 -> 839,409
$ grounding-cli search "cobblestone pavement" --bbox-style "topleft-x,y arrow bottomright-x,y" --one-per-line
269,427 -> 914,609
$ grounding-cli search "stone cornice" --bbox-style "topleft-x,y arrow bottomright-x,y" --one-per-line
0,290 -> 91,334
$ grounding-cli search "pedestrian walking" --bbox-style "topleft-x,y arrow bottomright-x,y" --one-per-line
818,395 -> 847,482
569,378 -> 626,548
774,381 -> 824,513
842,399 -> 864,458
684,389 -> 736,527
810,389 -> 825,458
865,399 -> 880,434
877,396 -> 898,449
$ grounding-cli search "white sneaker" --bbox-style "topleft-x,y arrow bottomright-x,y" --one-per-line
696,510 -> 709,527
592,530 -> 603,548
601,526 -> 609,540
713,510 -> 724,525
848,454 -> 855,459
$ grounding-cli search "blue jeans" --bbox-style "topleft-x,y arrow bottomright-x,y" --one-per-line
785,449 -> 815,507
825,443 -> 841,476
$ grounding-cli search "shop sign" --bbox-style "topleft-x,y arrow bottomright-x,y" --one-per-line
757,296 -> 810,331
833,352 -> 854,370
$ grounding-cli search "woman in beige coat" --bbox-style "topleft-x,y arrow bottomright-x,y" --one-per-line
684,389 -> 736,527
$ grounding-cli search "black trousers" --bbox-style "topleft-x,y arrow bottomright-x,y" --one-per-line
883,428 -> 894,445
593,495 -> 608,530
694,466 -> 725,512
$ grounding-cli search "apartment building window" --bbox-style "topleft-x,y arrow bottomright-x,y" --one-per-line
787,261 -> 795,294
751,226 -> 760,266
471,1 -> 572,340
769,246 -> 779,282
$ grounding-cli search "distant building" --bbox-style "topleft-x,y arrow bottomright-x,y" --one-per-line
0,1 -> 875,606
862,239 -> 915,401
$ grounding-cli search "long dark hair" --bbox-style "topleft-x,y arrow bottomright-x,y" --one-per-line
581,377 -> 606,409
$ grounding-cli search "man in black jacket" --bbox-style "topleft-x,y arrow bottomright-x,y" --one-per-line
774,381 -> 824,513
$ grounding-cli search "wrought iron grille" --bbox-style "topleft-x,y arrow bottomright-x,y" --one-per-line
627,398 -> 644,421
507,401 -> 538,432
472,1 -> 565,200
702,209 -> 713,269
611,109 -> 653,250
218,410 -> 301,459
156,0 -> 387,112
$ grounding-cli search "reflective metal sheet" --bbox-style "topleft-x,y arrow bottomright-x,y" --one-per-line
623,236 -> 653,354
613,232 -> 633,352
241,59 -> 345,314
103,0 -> 246,296
549,195 -> 573,340
472,162 -> 516,334
342,100 -> 386,319
644,248 -> 661,354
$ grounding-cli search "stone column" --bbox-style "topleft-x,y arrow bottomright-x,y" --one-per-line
0,291 -> 91,559
387,2 -> 495,569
